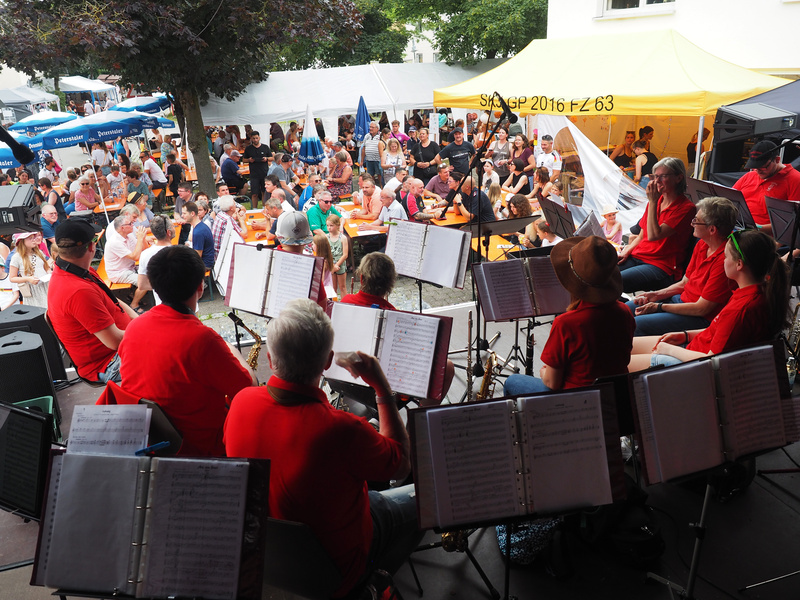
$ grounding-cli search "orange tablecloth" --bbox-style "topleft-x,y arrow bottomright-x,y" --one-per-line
94,200 -> 126,214
470,234 -> 524,262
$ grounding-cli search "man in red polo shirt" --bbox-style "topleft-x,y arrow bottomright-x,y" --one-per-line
118,245 -> 256,456
734,140 -> 800,235
224,298 -> 421,598
48,218 -> 136,383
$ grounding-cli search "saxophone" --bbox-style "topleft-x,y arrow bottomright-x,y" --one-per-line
476,351 -> 500,401
228,312 -> 262,369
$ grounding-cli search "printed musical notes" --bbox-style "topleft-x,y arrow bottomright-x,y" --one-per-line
519,391 -> 612,513
380,312 -> 440,398
475,260 -> 532,322
427,401 -> 521,528
140,459 -> 249,600
265,250 -> 316,317
67,405 -> 151,456
528,257 -> 571,316
385,220 -> 426,278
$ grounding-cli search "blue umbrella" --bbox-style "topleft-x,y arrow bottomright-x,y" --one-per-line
298,105 -> 326,165
8,111 -> 78,134
109,95 -> 172,114
0,132 -> 39,167
158,117 -> 176,129
354,96 -> 370,142
36,110 -> 159,150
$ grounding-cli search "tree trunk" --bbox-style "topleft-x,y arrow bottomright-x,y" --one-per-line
177,88 -> 215,197
173,94 -> 187,150
54,75 -> 60,91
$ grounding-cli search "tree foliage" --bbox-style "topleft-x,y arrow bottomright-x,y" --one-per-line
322,0 -> 410,66
0,0 -> 363,194
389,0 -> 547,64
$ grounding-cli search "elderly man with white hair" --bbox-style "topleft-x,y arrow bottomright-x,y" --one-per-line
358,188 -> 407,234
224,298 -> 421,598
211,195 -> 247,255
105,214 -> 149,313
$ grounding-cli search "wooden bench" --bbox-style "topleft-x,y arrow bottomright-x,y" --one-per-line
95,257 -> 133,291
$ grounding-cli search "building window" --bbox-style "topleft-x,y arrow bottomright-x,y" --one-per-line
432,53 -> 440,63
415,53 -> 424,63
607,0 -> 674,7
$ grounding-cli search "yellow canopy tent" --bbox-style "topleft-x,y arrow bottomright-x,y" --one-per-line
433,29 -> 789,117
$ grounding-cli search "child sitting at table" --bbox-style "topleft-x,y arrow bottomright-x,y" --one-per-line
313,233 -> 334,290
600,204 -> 622,245
326,214 -> 348,298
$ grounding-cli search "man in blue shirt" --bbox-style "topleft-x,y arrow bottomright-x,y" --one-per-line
221,150 -> 249,195
183,201 -> 215,269
40,204 -> 61,250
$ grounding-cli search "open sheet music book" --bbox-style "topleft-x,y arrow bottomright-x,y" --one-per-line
574,211 -> 605,239
472,257 -> 571,322
0,403 -> 52,520
324,302 -> 453,401
225,243 -> 324,317
385,220 -> 472,289
32,453 -> 270,600
631,344 -> 800,485
409,385 -> 625,530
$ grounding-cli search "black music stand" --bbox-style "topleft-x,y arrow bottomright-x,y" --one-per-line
539,196 -> 575,241
460,215 -> 537,261
686,177 -> 757,231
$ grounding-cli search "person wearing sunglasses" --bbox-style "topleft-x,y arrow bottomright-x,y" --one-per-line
48,219 -> 139,383
618,157 -> 696,293
629,228 -> 790,371
72,176 -> 101,211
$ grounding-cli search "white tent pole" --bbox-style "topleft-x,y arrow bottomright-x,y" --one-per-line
370,64 -> 400,125
693,116 -> 705,179
89,145 -> 111,226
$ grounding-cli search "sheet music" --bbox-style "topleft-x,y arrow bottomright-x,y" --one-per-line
574,211 -> 604,239
213,225 -> 234,295
379,311 -> 439,398
140,458 -> 249,600
324,303 -> 382,386
527,257 -> 570,316
781,397 -> 800,444
385,220 -> 426,278
519,391 -> 612,514
643,362 -> 724,482
427,401 -> 522,528
714,346 -> 785,457
67,405 -> 151,456
0,408 -> 47,514
476,260 -> 534,322
411,411 -> 440,530
32,452 -> 63,586
264,250 -> 316,318
226,244 -> 271,314
419,226 -> 469,288
45,454 -> 144,593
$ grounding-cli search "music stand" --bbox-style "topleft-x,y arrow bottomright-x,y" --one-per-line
685,177 -> 757,231
539,197 -> 575,241
460,215 -> 537,260
767,197 -> 800,248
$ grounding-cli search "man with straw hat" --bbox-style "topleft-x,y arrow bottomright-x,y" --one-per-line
504,236 -> 635,395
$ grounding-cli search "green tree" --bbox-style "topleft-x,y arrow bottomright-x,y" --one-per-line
0,0 -> 362,195
322,0 -> 410,66
390,0 -> 547,64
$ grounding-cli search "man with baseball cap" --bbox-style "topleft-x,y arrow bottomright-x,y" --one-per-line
433,126 -> 475,176
734,140 -> 800,235
276,212 -> 328,310
221,149 -> 249,195
48,218 -> 138,383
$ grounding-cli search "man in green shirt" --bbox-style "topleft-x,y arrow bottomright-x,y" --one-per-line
306,190 -> 342,235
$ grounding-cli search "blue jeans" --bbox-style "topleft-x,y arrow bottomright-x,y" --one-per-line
503,374 -> 552,396
625,295 -> 711,336
98,353 -> 122,383
362,485 -> 424,580
619,256 -> 673,293
651,354 -> 683,367
365,160 -> 383,184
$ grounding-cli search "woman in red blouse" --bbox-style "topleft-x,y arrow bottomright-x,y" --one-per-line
629,229 -> 790,371
618,157 -> 696,293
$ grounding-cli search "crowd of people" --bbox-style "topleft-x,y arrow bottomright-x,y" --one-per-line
2,108 -> 798,599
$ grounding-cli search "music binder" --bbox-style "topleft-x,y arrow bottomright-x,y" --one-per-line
225,242 -> 324,318
630,343 -> 800,485
324,302 -> 453,401
384,219 -> 472,289
472,257 -> 571,322
409,384 -> 626,530
574,211 -> 605,239
32,453 -> 270,600
0,402 -> 52,520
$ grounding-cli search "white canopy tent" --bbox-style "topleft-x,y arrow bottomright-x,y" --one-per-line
59,76 -> 119,104
0,86 -> 60,121
200,60 -> 506,128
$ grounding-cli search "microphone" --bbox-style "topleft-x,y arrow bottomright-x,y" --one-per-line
493,92 -> 513,120
0,126 -> 36,165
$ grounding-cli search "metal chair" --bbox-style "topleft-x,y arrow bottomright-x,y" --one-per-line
44,311 -> 105,388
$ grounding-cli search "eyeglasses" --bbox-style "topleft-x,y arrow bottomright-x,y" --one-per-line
80,183 -> 90,186
691,218 -> 707,226
728,231 -> 746,264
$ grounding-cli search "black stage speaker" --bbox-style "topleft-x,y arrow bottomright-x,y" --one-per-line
714,103 -> 797,143
0,330 -> 60,424
0,184 -> 41,235
0,305 -> 68,381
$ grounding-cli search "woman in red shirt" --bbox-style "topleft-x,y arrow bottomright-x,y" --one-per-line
618,157 -> 696,293
504,236 -> 635,395
629,229 -> 790,371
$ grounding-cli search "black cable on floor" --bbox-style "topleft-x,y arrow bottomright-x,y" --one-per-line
54,377 -> 81,391
781,447 -> 800,470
